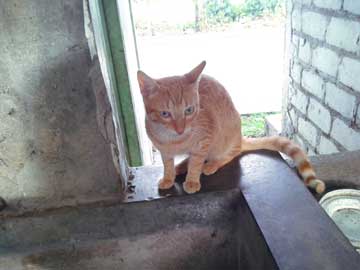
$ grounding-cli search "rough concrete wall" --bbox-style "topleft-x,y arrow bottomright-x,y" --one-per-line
0,0 -> 121,209
283,0 -> 360,155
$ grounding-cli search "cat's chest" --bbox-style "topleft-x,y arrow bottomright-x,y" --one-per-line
146,121 -> 195,155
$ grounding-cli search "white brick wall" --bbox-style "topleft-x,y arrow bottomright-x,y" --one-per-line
290,88 -> 308,114
286,0 -> 360,155
307,148 -> 316,156
293,0 -> 312,6
312,47 -> 339,77
326,18 -> 360,53
325,83 -> 356,119
302,11 -> 328,40
298,117 -> 318,147
344,0 -> 360,15
331,118 -> 360,151
290,61 -> 302,84
314,0 -> 342,10
338,57 -> 360,93
301,70 -> 324,99
318,136 -> 339,154
294,134 -> 306,150
308,98 -> 332,133
292,7 -> 301,31
299,39 -> 311,64
289,108 -> 298,129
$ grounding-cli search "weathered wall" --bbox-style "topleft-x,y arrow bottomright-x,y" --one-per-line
283,0 -> 360,155
0,0 -> 121,209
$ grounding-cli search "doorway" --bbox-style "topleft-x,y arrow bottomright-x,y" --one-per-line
130,0 -> 286,164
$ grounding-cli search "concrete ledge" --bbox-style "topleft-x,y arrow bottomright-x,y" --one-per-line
240,151 -> 360,270
1,151 -> 359,269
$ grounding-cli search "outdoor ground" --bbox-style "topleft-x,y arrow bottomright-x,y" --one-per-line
136,18 -> 285,115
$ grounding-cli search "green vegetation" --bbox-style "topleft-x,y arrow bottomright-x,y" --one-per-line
205,0 -> 284,24
205,0 -> 240,24
133,0 -> 285,36
241,112 -> 276,138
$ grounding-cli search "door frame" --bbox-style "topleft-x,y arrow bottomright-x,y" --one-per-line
89,0 -> 153,173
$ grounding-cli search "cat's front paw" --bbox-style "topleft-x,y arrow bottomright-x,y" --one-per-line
158,178 -> 175,190
183,180 -> 201,194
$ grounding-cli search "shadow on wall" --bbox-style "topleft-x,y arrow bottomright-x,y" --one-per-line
0,0 -> 121,211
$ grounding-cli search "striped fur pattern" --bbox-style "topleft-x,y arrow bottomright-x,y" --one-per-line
137,61 -> 325,194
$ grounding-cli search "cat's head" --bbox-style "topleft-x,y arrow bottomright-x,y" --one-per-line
137,61 -> 206,135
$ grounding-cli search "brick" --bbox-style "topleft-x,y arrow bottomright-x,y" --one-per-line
289,108 -> 298,129
325,83 -> 356,119
283,116 -> 294,137
288,84 -> 296,97
292,7 -> 301,31
298,118 -> 318,147
301,70 -> 324,99
290,88 -> 308,114
326,17 -> 360,53
290,43 -> 297,58
307,148 -> 316,156
293,0 -> 312,5
286,0 -> 293,13
314,0 -> 342,10
299,39 -> 311,64
290,35 -> 299,57
308,98 -> 332,133
302,11 -> 328,40
312,47 -> 339,77
338,57 -> 360,93
290,61 -> 302,84
318,136 -> 339,154
294,134 -> 306,150
344,0 -> 360,15
331,118 -> 360,151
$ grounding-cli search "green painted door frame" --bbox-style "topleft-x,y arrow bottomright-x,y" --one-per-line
90,0 -> 142,167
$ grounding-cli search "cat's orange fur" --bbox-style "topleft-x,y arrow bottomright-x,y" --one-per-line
137,61 -> 325,194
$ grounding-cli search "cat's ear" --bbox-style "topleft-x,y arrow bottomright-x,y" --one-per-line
185,61 -> 206,84
137,71 -> 158,97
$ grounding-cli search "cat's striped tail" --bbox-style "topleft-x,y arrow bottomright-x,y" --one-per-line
241,136 -> 326,194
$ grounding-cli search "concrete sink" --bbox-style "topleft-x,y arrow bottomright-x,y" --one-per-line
1,151 -> 359,270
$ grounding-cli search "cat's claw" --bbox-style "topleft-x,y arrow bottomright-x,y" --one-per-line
158,178 -> 174,189
183,180 -> 201,194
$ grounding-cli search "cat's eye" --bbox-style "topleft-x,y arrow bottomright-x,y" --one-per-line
160,111 -> 171,118
184,106 -> 194,115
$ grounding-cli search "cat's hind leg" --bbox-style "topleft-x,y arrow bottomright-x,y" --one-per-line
202,145 -> 242,175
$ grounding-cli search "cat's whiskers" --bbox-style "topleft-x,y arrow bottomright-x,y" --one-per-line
148,120 -> 192,143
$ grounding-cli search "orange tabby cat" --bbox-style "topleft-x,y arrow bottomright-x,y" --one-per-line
137,61 -> 325,194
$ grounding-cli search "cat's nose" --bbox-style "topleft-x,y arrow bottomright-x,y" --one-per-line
176,128 -> 185,135
175,125 -> 185,135
173,119 -> 185,135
